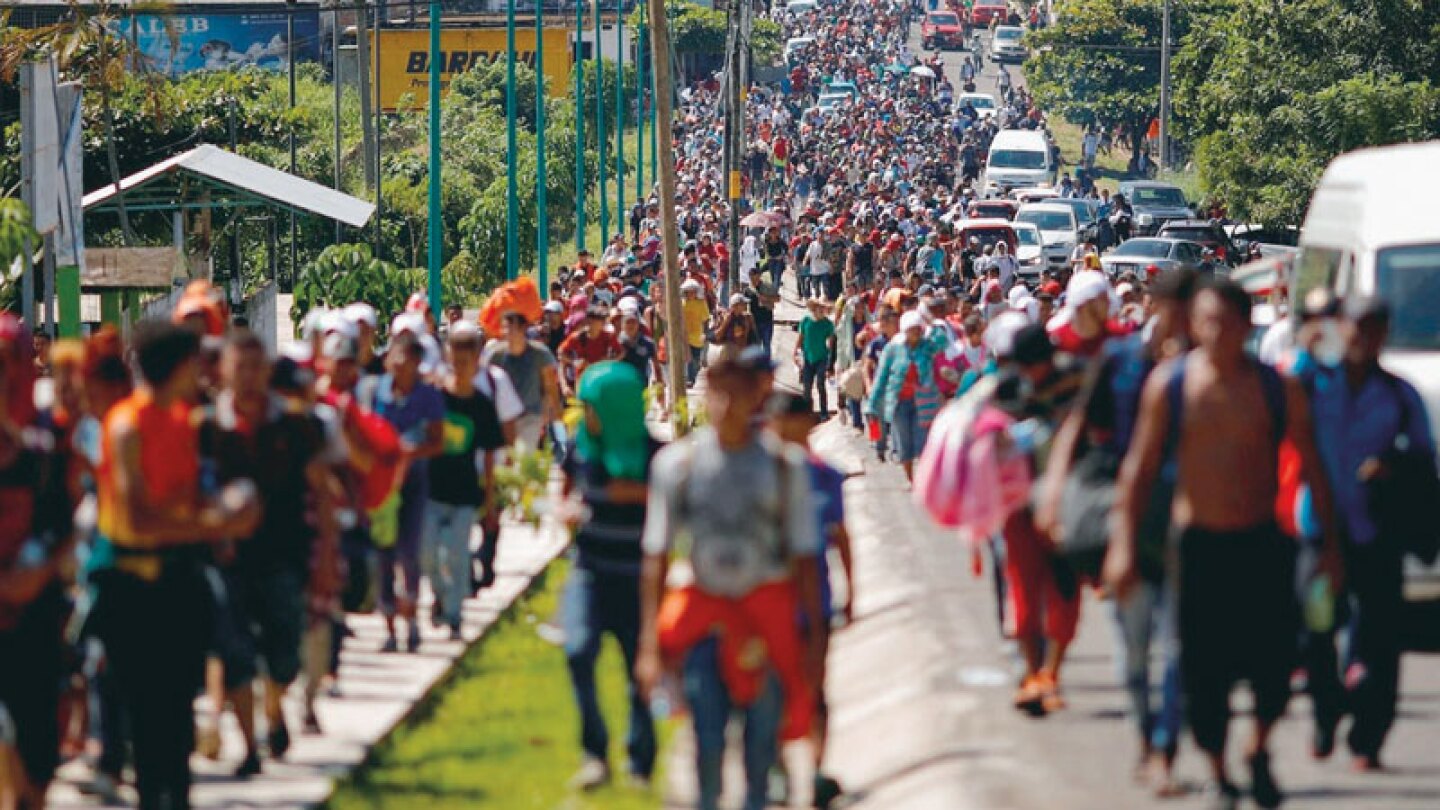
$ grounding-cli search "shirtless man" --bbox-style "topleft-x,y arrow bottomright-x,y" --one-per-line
1107,279 -> 1342,810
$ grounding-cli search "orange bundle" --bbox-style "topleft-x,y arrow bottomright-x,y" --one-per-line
478,276 -> 544,337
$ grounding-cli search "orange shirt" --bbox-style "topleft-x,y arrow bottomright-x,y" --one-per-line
98,391 -> 200,554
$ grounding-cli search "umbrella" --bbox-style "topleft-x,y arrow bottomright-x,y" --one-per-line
740,210 -> 791,229
910,65 -> 937,79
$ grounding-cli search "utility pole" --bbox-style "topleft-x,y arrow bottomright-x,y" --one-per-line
287,0 -> 298,287
426,0 -> 443,313
645,0 -> 689,433
357,0 -> 375,190
332,2 -> 343,244
373,0 -> 386,257
722,0 -> 744,301
636,1 -> 644,202
1158,0 -> 1171,173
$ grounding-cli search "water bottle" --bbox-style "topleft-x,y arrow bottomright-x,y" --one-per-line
649,679 -> 674,720
1008,417 -> 1052,454
1304,574 -> 1334,633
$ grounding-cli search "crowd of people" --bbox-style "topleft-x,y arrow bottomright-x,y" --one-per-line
2,2 -> 1436,810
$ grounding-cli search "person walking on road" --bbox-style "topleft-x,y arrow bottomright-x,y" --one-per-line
636,358 -> 825,810
1299,296 -> 1435,771
797,297 -> 838,417
1109,279 -> 1343,810
561,362 -> 660,791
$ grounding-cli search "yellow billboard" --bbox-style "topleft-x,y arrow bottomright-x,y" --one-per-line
373,28 -> 573,112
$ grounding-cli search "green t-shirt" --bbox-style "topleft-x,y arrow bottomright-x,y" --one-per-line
799,316 -> 836,365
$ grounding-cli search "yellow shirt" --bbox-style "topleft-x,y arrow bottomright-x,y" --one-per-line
683,299 -> 711,349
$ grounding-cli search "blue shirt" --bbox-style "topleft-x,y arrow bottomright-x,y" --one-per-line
808,456 -> 846,618
1307,362 -> 1434,547
370,374 -> 445,488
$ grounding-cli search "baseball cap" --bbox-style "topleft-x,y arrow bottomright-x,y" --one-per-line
899,310 -> 925,333
343,302 -> 378,330
543,300 -> 565,314
321,332 -> 358,361
1066,271 -> 1111,308
735,345 -> 777,374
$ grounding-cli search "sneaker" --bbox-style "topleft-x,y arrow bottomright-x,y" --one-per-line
1351,754 -> 1383,773
268,718 -> 291,759
626,771 -> 653,791
234,752 -> 262,779
1201,779 -> 1240,810
380,635 -> 399,653
1247,751 -> 1283,809
449,623 -> 463,642
406,624 -> 422,653
569,756 -> 611,791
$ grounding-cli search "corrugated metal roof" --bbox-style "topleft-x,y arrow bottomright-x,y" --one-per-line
82,144 -> 375,228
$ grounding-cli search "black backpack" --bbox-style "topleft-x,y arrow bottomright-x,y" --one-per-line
1370,372 -> 1440,564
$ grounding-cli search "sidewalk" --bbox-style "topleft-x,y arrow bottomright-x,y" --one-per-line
48,517 -> 568,809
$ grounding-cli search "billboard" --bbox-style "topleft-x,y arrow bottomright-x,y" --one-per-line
114,11 -> 322,76
373,28 -> 573,112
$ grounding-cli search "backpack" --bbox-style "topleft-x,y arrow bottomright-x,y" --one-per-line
349,378 -> 406,512
1369,372 -> 1440,564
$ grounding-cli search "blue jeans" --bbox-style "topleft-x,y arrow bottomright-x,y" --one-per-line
561,565 -> 656,777
422,501 -> 477,628
683,638 -> 783,810
891,399 -> 927,463
1108,578 -> 1183,756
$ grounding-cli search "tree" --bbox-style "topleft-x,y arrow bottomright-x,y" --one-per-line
1173,0 -> 1440,226
1025,0 -> 1186,171
290,242 -> 465,333
0,0 -> 177,244
0,198 -> 37,313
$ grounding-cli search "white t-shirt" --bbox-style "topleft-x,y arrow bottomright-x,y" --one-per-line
472,365 -> 526,424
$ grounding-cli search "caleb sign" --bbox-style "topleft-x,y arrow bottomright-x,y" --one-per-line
373,28 -> 573,112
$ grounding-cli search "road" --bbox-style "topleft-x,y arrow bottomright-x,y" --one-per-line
669,24 -> 1440,810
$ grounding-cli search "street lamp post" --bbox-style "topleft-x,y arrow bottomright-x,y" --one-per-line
635,4 -> 644,202
427,0 -> 443,313
574,0 -> 586,253
615,3 -> 624,230
536,0 -> 548,289
505,0 -> 519,280
594,0 -> 608,244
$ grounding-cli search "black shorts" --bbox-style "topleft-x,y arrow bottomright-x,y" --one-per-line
0,584 -> 65,787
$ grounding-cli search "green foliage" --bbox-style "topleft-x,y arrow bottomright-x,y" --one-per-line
629,1 -> 782,65
1173,0 -> 1440,226
0,199 -> 37,314
290,242 -> 465,335
1025,0 -> 1185,161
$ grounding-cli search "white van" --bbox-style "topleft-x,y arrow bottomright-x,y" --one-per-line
1297,141 -> 1440,600
1296,141 -> 1440,442
982,129 -> 1054,195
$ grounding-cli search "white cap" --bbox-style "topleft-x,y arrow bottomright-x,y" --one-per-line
343,302 -> 378,330
1007,286 -> 1032,309
681,279 -> 703,294
985,311 -> 1031,357
390,311 -> 427,338
543,300 -> 565,314
1116,282 -> 1135,298
1066,270 -> 1111,309
617,297 -> 642,315
898,310 -> 925,333
321,310 -> 359,341
301,308 -> 330,341
447,320 -> 482,341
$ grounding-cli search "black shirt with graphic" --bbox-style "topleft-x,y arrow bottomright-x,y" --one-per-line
429,389 -> 507,507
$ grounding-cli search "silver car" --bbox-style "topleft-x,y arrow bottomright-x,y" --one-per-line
1099,237 -> 1207,278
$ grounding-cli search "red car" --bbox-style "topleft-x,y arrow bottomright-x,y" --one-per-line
920,11 -> 966,50
970,2 -> 1008,25
967,199 -> 1019,220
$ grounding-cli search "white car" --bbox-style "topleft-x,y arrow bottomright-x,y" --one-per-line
955,92 -> 997,119
1014,203 -> 1079,268
1008,186 -> 1060,204
785,0 -> 817,15
784,36 -> 815,62
1011,222 -> 1046,279
990,25 -> 1028,63
808,92 -> 851,117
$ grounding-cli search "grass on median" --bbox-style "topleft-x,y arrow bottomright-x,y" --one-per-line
326,559 -> 670,810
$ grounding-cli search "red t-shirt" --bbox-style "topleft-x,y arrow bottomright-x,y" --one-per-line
899,363 -> 919,401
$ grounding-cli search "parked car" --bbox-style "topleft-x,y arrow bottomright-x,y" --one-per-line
823,79 -> 859,100
1011,222 -> 1046,280
1117,180 -> 1195,236
1015,203 -> 1080,268
1099,237 -> 1208,278
967,199 -> 1018,220
955,92 -> 997,119
921,10 -> 967,50
990,25 -> 1027,62
970,1 -> 1008,26
1156,218 -> 1237,264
